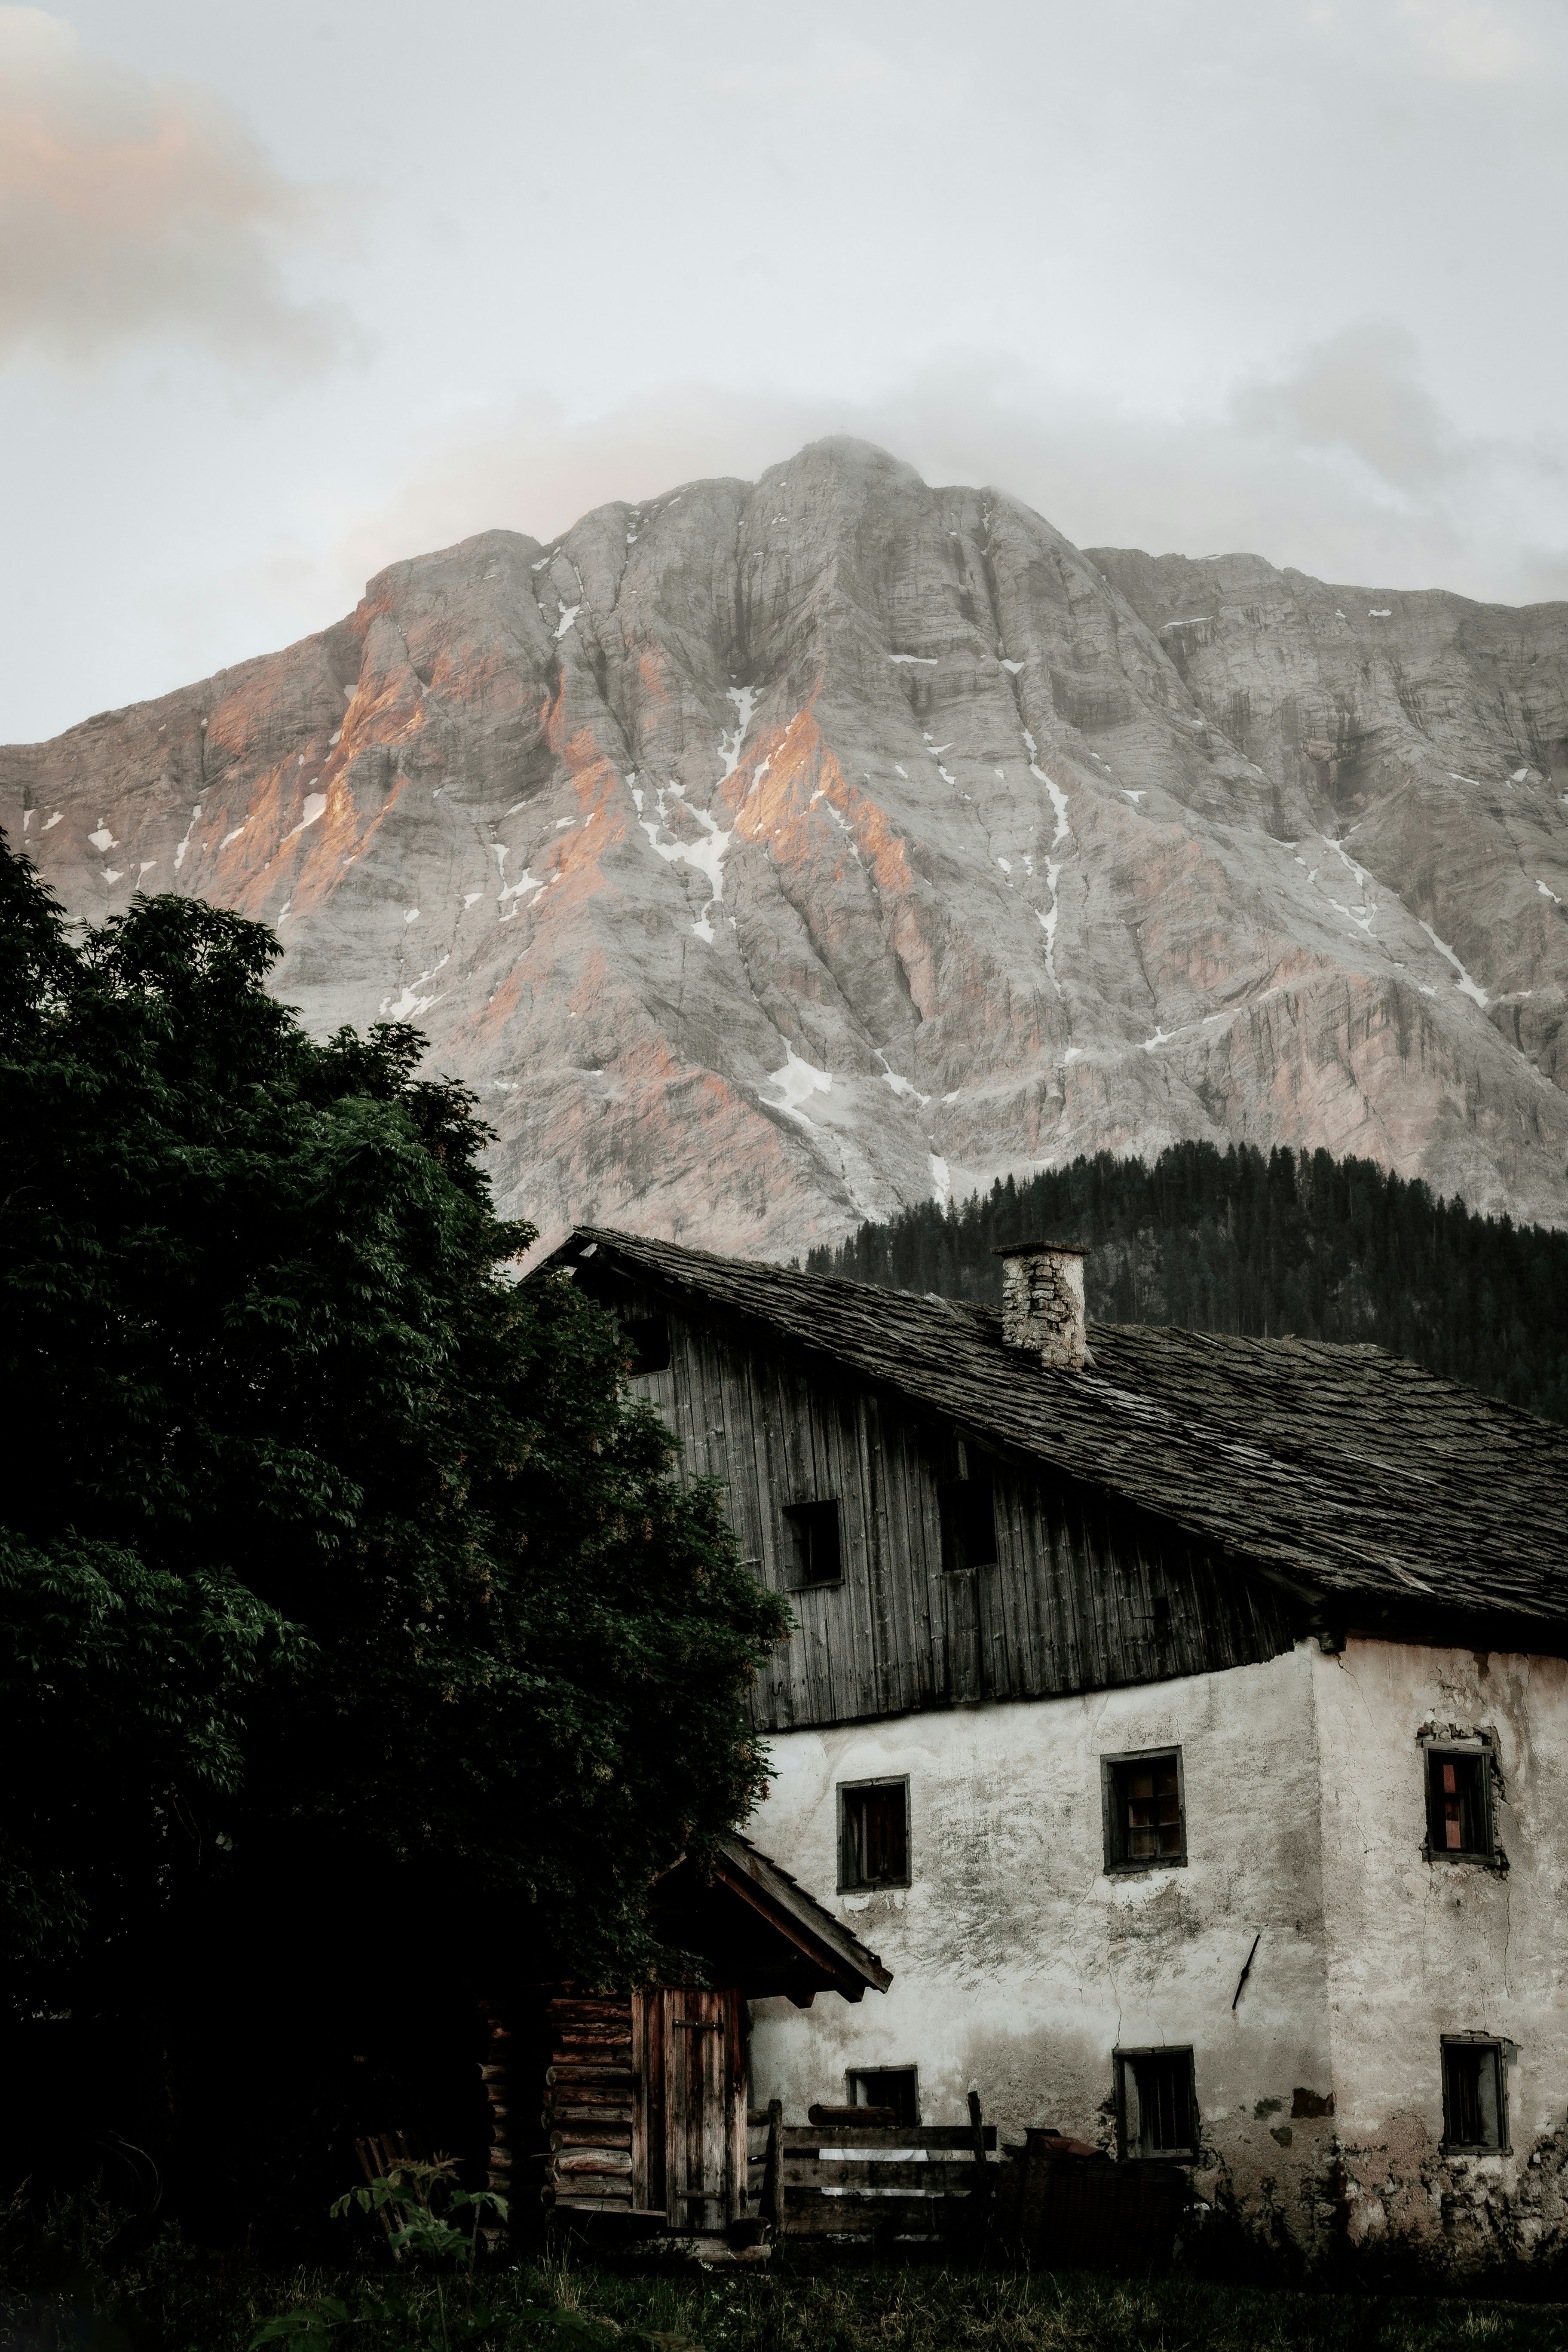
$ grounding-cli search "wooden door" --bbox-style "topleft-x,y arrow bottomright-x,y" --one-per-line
658,1987 -> 746,2234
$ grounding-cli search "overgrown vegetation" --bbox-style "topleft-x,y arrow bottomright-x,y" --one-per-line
805,1143 -> 1568,1422
3,2233 -> 1565,2352
0,836 -> 789,2233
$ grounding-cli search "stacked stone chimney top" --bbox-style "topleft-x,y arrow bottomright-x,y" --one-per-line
992,1240 -> 1092,1371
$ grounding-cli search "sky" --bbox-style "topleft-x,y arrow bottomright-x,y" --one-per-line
3,0 -> 1566,744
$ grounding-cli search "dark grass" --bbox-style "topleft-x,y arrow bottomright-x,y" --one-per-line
6,2243 -> 1568,2352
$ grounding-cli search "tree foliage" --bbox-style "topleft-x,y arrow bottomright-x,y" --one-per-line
808,1143 -> 1568,1423
0,833 -> 789,2013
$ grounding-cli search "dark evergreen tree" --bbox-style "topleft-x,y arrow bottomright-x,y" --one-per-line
807,1142 -> 1568,1423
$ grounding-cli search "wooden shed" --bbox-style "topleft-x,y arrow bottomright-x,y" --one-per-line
494,1835 -> 889,2248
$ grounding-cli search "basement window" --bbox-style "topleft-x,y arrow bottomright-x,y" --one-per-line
1115,2049 -> 1198,2161
1424,1743 -> 1494,1862
622,1315 -> 671,1376
847,2067 -> 920,2125
784,1499 -> 842,1589
1442,2040 -> 1509,2153
1102,1749 -> 1186,1871
838,1778 -> 910,1891
938,1471 -> 998,1571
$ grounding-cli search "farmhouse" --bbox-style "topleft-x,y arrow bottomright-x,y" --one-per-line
548,1226 -> 1568,2266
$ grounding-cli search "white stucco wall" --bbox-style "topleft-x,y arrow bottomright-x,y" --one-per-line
1311,1638 -> 1568,2260
748,1644 -> 1340,2240
747,1635 -> 1568,2263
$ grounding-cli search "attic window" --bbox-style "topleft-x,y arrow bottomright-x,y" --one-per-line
1442,2040 -> 1508,2153
839,1778 -> 909,1890
623,1315 -> 671,1376
1424,1743 -> 1494,1862
784,1500 -> 842,1589
938,1471 -> 998,1571
1116,2049 -> 1197,2160
1102,1749 -> 1186,1871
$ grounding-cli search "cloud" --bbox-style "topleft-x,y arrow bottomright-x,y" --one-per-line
696,36 -> 889,101
317,346 -> 1567,618
1399,0 -> 1536,82
0,7 -> 340,368
138,336 -> 1567,722
1232,318 -> 1461,495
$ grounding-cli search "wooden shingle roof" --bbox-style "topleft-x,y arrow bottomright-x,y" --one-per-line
557,1227 -> 1568,1633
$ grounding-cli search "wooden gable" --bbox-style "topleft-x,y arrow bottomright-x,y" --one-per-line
578,1259 -> 1298,1731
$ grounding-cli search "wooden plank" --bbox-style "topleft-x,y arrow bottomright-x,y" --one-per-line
545,2064 -> 633,2086
726,1986 -> 747,2225
994,1464 -> 1034,1696
629,1988 -> 649,2213
551,2129 -> 631,2151
833,1381 -> 877,1721
554,2150 -> 632,2176
761,2098 -> 783,2232
894,1406 -> 938,1713
720,1348 -> 763,1577
780,2193 -> 959,2238
778,2159 -> 989,2190
643,1988 -> 665,2217
546,2107 -> 634,2130
776,2125 -> 996,2150
545,2177 -> 633,2202
546,2082 -> 634,2109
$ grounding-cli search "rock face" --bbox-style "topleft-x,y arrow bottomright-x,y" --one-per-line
5,438 -> 1568,1255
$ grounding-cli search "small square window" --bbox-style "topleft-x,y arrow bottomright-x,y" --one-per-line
847,2067 -> 919,2125
1102,1749 -> 1186,1870
1442,2040 -> 1508,2152
1115,2049 -> 1197,2160
938,1472 -> 998,1571
1425,1745 -> 1493,1861
838,1779 -> 909,1890
622,1314 -> 671,1376
784,1500 -> 842,1588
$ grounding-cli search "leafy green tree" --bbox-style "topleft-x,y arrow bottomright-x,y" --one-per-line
0,831 -> 788,2037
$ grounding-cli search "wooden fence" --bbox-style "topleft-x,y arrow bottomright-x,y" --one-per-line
747,2095 -> 996,2240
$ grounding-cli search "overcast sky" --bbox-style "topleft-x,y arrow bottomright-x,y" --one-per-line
4,0 -> 1566,743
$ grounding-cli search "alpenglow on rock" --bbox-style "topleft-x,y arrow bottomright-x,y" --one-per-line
4,439 -> 1567,1256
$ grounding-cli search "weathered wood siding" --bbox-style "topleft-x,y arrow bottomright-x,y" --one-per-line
624,1291 -> 1298,1731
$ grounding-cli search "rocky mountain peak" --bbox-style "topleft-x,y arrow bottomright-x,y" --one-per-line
5,439 -> 1566,1255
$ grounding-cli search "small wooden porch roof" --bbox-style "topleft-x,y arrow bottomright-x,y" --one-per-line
652,1834 -> 891,2007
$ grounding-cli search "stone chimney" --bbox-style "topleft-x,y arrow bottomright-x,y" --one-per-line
992,1241 -> 1092,1371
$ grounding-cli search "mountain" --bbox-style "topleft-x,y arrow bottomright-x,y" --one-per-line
3,438 -> 1567,1257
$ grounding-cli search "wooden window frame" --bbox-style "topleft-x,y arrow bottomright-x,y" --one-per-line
837,1775 -> 911,1892
783,1498 -> 844,1590
845,2065 -> 921,2125
1421,1736 -> 1497,1867
1101,1746 -> 1188,1873
1441,2036 -> 1510,2156
1114,2046 -> 1199,2162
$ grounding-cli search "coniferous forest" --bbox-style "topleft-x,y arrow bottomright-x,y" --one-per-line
805,1143 -> 1568,1425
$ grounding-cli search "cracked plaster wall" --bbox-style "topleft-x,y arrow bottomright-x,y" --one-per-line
747,1634 -> 1568,2265
748,1646 -> 1341,2248
1313,1637 -> 1568,2266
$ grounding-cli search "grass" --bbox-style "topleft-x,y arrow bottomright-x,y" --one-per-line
5,2241 -> 1568,2352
